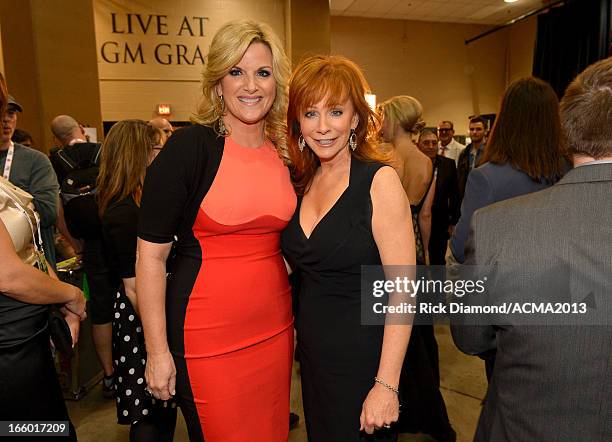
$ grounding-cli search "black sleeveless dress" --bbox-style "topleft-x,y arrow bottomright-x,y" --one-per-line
281,159 -> 397,442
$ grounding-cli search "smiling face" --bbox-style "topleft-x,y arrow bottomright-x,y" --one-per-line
215,42 -> 276,131
299,97 -> 359,163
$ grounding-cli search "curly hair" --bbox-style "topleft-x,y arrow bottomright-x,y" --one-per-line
192,20 -> 290,163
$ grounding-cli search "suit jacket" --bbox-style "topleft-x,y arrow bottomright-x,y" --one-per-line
450,162 -> 551,263
452,163 -> 612,441
431,155 -> 460,237
456,143 -> 484,201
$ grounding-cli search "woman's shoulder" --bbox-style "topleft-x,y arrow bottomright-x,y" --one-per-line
477,162 -> 529,183
103,196 -> 138,225
149,124 -> 225,178
164,124 -> 224,154
353,157 -> 390,177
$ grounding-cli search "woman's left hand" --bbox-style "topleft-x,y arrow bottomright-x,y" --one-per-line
359,383 -> 400,434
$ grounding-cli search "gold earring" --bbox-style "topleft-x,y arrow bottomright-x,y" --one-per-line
349,129 -> 357,151
217,95 -> 228,136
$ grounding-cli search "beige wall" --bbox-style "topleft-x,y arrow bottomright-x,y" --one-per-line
506,16 -> 537,84
285,0 -> 330,66
0,0 -> 102,152
94,0 -> 286,122
331,16 -> 530,136
1,0 -> 537,137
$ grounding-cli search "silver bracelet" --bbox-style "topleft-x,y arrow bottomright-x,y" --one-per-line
374,377 -> 399,395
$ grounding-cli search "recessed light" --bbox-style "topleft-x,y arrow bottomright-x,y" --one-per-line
504,0 -> 519,3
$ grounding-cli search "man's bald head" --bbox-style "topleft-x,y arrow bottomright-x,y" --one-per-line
51,115 -> 84,146
148,118 -> 173,144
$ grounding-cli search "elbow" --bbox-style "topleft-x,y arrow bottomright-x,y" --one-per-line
0,265 -> 23,296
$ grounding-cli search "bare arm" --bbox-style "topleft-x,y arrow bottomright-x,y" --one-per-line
122,276 -> 138,314
418,177 -> 435,263
360,167 -> 415,433
136,238 -> 175,400
55,195 -> 83,255
0,220 -> 85,318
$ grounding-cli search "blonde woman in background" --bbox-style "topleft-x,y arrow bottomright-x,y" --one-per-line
378,96 -> 433,265
378,96 -> 456,441
136,20 -> 296,442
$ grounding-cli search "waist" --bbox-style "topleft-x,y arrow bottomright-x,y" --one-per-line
0,293 -> 48,348
199,231 -> 282,261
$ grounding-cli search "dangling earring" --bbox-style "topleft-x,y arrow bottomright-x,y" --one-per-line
298,135 -> 306,152
349,128 -> 357,151
217,95 -> 228,136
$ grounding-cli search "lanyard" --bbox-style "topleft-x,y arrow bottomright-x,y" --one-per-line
2,142 -> 14,180
0,183 -> 47,272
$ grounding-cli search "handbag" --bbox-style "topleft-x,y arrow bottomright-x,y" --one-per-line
0,177 -> 72,355
48,307 -> 74,357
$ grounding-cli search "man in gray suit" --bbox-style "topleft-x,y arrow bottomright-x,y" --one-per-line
452,58 -> 612,440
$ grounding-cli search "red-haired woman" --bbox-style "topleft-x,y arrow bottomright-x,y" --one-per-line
281,55 -> 414,441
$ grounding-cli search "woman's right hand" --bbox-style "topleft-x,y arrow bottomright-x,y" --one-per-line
145,350 -> 176,401
64,285 -> 86,320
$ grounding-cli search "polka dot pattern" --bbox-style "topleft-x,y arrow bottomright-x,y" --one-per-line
112,288 -> 176,424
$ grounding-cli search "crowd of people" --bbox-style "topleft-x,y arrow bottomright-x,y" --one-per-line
0,17 -> 610,442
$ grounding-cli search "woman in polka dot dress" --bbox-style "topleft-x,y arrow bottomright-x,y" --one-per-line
98,120 -> 177,441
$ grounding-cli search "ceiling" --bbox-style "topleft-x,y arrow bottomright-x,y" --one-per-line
330,0 -> 552,25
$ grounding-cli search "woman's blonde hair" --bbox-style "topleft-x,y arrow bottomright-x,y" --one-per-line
380,95 -> 426,136
287,55 -> 390,195
97,120 -> 158,217
192,20 -> 290,162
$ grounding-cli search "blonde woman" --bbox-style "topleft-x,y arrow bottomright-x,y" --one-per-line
379,96 -> 433,264
136,20 -> 295,442
98,120 -> 177,441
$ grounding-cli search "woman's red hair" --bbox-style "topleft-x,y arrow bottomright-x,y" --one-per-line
287,55 -> 388,194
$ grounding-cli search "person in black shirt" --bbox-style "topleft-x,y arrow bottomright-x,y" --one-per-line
98,120 -> 176,442
50,114 -> 117,397
417,130 -> 460,265
456,116 -> 486,201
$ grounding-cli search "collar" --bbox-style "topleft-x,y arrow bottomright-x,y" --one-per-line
68,138 -> 86,146
0,140 -> 14,152
574,159 -> 612,168
557,162 -> 612,185
470,142 -> 484,154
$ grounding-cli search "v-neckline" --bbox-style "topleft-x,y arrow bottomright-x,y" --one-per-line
299,157 -> 353,241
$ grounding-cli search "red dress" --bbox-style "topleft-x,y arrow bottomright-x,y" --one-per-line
138,126 -> 296,442
188,137 -> 296,440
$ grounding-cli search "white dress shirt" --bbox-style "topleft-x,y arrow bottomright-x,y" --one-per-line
438,138 -> 465,165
